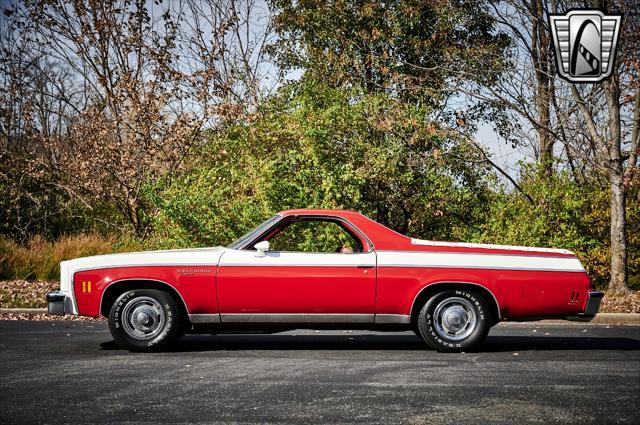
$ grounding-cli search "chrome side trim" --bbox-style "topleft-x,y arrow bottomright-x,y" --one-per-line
220,313 -> 374,323
375,314 -> 410,324
189,314 -> 221,323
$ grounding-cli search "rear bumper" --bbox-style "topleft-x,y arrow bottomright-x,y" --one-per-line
46,290 -> 68,316
581,291 -> 604,317
567,291 -> 604,322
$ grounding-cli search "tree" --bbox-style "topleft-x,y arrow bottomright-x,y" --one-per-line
469,0 -> 638,294
565,0 -> 639,294
152,82 -> 494,247
1,0 -> 276,236
269,0 -> 510,109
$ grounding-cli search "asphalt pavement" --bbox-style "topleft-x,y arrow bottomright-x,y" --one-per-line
1,320 -> 639,424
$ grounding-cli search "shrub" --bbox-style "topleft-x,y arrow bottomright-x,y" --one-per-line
472,165 -> 639,290
150,82 -> 493,248
0,234 -> 143,281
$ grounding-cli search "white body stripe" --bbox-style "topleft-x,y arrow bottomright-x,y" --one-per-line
219,250 -> 376,267
411,238 -> 574,255
59,247 -> 227,315
377,250 -> 584,272
62,247 -> 226,272
60,244 -> 584,316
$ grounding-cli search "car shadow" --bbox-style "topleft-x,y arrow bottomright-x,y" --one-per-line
99,333 -> 640,352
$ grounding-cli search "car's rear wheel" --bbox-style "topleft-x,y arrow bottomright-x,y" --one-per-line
417,289 -> 491,352
108,289 -> 181,352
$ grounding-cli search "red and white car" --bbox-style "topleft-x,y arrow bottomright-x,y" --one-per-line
47,209 -> 603,352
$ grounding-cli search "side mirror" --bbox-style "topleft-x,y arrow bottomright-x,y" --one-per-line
254,240 -> 270,257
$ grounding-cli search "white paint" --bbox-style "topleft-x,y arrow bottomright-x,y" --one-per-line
377,250 -> 584,272
60,247 -> 228,315
64,247 -> 227,272
219,250 -> 376,267
58,260 -> 77,314
410,238 -> 574,255
60,243 -> 585,317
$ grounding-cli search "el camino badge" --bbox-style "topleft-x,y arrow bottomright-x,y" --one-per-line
178,268 -> 213,276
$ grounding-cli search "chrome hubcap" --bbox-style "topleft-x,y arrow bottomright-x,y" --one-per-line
433,297 -> 477,341
121,296 -> 166,340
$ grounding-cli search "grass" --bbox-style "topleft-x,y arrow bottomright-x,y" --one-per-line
0,234 -> 143,281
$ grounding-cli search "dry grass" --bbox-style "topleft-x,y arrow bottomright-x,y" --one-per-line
0,234 -> 142,281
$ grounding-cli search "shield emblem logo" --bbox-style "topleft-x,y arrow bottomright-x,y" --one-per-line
550,10 -> 622,83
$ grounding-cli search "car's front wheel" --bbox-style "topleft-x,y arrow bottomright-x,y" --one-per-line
417,289 -> 491,352
108,289 -> 181,352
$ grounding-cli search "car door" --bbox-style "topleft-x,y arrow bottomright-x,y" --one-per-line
216,218 -> 377,323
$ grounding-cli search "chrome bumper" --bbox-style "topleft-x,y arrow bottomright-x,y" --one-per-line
46,290 -> 67,315
581,291 -> 604,317
566,291 -> 604,322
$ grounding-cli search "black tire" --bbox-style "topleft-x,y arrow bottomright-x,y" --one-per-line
108,289 -> 181,352
417,289 -> 491,352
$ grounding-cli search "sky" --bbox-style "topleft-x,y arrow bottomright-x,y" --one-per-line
476,124 -> 528,180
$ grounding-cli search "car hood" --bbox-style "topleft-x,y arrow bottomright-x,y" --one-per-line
60,246 -> 228,273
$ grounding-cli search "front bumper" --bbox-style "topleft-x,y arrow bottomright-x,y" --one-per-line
46,290 -> 67,316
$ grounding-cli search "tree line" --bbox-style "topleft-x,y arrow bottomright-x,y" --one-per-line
0,0 -> 638,293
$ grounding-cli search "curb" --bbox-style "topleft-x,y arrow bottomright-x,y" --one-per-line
0,308 -> 48,314
498,313 -> 640,326
1,309 -> 639,325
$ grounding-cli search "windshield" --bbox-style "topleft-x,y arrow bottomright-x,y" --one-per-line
227,215 -> 281,249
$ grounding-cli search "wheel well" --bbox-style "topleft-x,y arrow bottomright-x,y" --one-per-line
100,280 -> 189,323
410,282 -> 501,327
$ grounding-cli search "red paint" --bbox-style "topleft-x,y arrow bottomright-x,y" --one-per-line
74,267 -> 217,317
217,266 -> 376,313
71,209 -> 592,321
278,209 -> 577,257
375,267 -> 590,318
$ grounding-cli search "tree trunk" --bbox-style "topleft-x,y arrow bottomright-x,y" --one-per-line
530,0 -> 554,176
604,79 -> 628,295
609,168 -> 628,295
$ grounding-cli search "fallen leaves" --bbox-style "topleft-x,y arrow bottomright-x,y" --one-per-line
0,312 -> 104,321
0,280 -> 58,308
600,292 -> 640,313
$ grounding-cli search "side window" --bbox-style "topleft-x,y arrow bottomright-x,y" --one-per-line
268,220 -> 362,253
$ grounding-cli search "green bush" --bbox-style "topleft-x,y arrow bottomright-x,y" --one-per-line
150,82 -> 493,248
471,165 -> 639,290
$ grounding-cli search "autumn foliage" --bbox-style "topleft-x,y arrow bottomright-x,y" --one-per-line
0,1 -> 638,294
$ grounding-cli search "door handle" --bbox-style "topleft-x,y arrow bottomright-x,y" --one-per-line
357,265 -> 375,269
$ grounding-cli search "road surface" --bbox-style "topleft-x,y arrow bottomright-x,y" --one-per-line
1,321 -> 639,424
